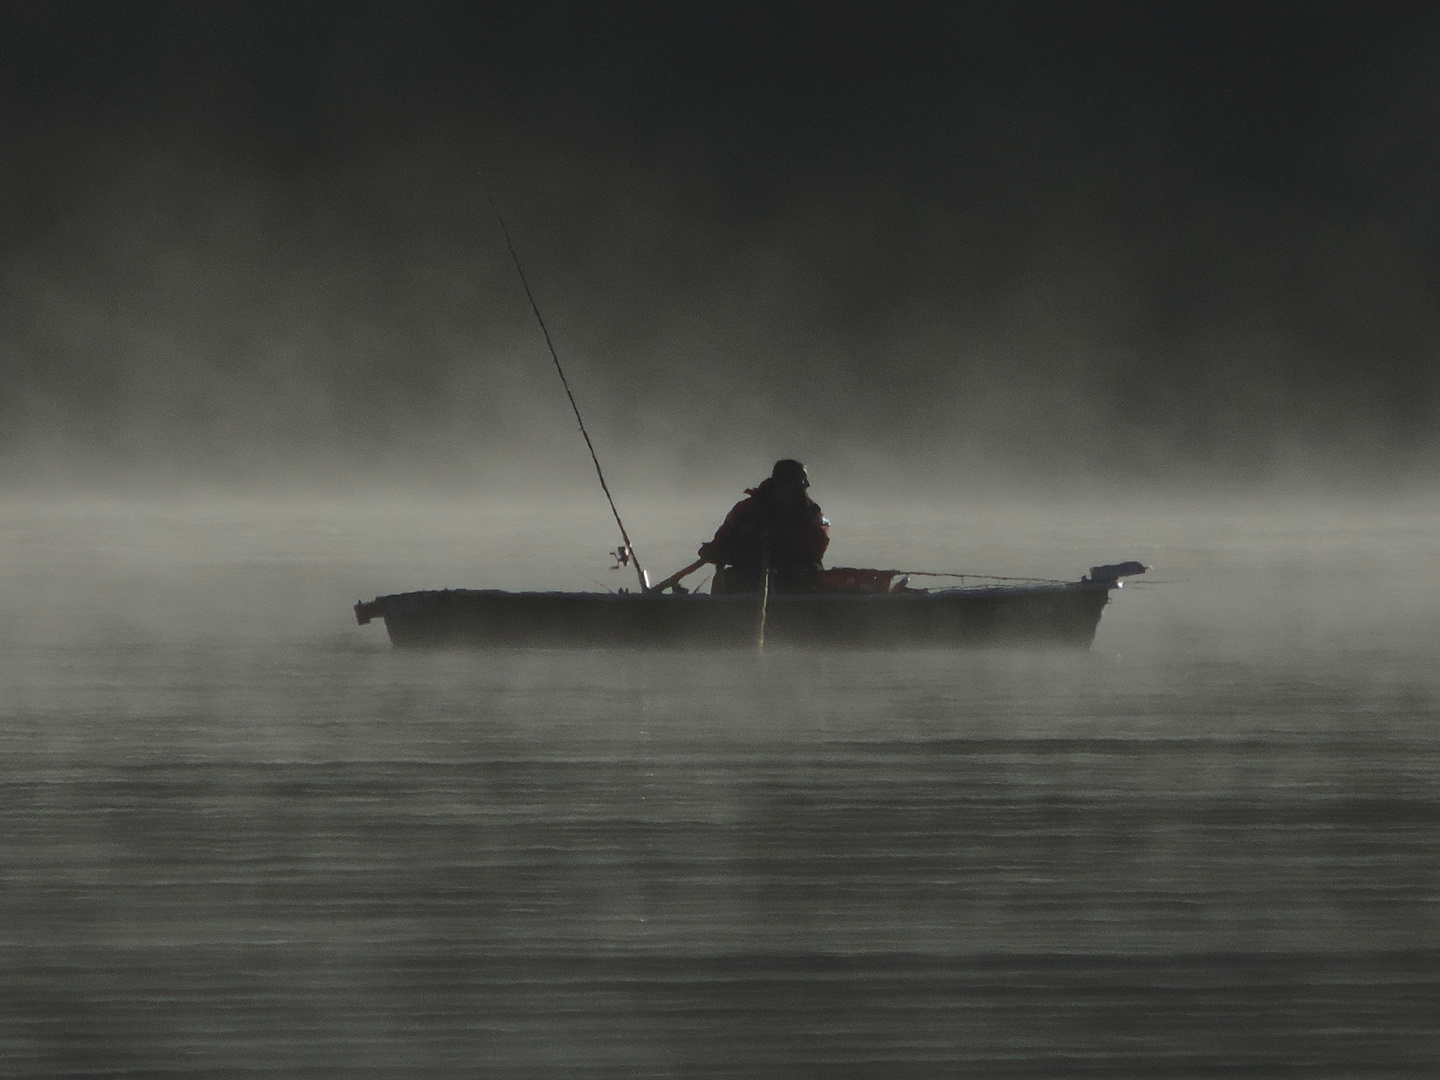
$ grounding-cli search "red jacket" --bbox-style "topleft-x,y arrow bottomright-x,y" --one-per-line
698,478 -> 830,580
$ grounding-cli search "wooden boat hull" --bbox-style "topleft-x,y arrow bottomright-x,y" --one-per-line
354,581 -> 1119,649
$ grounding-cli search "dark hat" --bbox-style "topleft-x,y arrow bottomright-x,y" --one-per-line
771,459 -> 809,488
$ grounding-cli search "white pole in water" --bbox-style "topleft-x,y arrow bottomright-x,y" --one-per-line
755,534 -> 772,651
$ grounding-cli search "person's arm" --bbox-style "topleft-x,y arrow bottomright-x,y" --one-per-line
796,505 -> 830,562
698,497 -> 753,564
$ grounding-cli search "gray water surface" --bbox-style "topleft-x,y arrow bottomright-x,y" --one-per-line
2,496 -> 1437,1077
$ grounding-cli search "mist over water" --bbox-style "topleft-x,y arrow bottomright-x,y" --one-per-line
2,492 -> 1437,1075
4,6 -> 1440,491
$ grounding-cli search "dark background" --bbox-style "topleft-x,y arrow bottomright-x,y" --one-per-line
3,2 -> 1437,490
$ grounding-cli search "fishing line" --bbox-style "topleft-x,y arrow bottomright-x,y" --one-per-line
483,184 -> 647,590
889,570 -> 1069,585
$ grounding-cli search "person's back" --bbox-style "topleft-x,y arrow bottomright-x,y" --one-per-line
698,460 -> 829,593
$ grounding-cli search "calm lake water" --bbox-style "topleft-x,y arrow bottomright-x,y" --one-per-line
2,493 -> 1437,1077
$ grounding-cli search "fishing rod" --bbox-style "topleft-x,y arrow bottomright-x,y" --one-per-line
483,185 -> 648,591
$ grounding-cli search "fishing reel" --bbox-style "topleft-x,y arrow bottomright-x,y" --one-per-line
610,543 -> 653,591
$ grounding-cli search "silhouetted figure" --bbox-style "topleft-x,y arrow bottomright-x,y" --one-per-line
699,459 -> 830,594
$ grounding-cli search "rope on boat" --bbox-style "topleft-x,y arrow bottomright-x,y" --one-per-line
484,184 -> 647,591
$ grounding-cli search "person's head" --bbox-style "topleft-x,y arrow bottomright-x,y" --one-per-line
770,459 -> 810,502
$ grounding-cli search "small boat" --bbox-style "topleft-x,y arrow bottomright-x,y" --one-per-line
354,561 -> 1146,649
355,203 -> 1146,650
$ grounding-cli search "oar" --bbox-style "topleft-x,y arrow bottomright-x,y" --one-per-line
643,558 -> 706,595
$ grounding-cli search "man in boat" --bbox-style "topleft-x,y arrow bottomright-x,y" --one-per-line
698,459 -> 830,594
